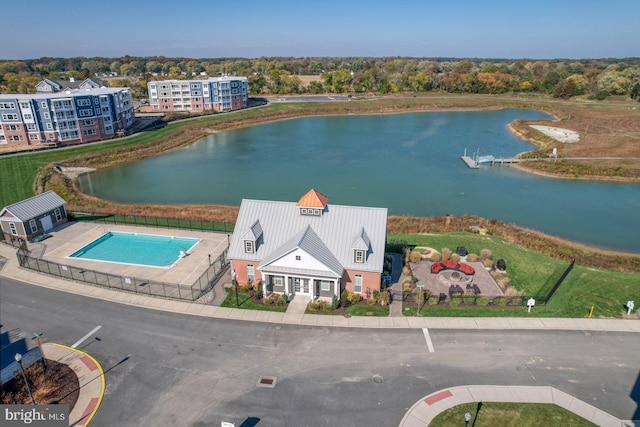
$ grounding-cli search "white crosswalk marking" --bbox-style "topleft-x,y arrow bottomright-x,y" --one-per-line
422,327 -> 435,352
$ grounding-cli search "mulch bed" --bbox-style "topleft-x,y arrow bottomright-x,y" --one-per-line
1,359 -> 79,409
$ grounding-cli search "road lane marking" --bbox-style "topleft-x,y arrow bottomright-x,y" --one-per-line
422,327 -> 435,353
71,325 -> 102,348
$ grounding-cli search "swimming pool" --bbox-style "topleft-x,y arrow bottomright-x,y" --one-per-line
68,231 -> 200,268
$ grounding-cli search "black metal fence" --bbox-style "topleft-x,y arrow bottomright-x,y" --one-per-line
69,211 -> 235,234
15,240 -> 229,302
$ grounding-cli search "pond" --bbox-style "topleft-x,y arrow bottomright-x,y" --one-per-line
76,109 -> 640,252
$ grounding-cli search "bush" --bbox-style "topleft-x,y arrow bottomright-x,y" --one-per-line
402,265 -> 412,276
372,290 -> 380,303
264,293 -> 281,305
483,258 -> 494,268
441,247 -> 452,260
341,289 -> 362,307
492,296 -> 508,306
379,290 -> 391,306
428,295 -> 440,305
497,277 -> 511,292
476,296 -> 489,306
449,296 -> 463,307
466,253 -> 479,262
480,248 -> 492,260
332,295 -> 340,310
403,282 -> 413,292
279,294 -> 289,306
463,294 -> 476,304
430,251 -> 442,262
409,251 -> 422,263
367,298 -> 377,306
451,253 -> 460,262
386,240 -> 407,254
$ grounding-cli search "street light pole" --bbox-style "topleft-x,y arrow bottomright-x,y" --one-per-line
232,270 -> 239,307
14,353 -> 36,405
32,333 -> 47,369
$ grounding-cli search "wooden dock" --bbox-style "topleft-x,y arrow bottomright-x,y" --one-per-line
461,156 -> 479,169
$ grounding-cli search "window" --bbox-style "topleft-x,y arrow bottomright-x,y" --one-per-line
354,250 -> 365,263
23,113 -> 32,120
244,240 -> 254,253
82,119 -> 94,126
84,129 -> 96,135
247,264 -> 254,282
19,102 -> 29,109
300,208 -> 307,215
295,255 -> 301,261
43,112 -> 50,119
2,113 -> 18,120
9,125 -> 20,131
77,99 -> 91,106
46,123 -> 52,130
273,275 -> 283,286
79,109 -> 93,117
354,275 -> 363,293
29,219 -> 37,233
321,280 -> 331,292
0,102 -> 15,109
54,208 -> 62,221
9,135 -> 23,141
29,134 -> 39,140
27,124 -> 36,130
9,223 -> 17,235
41,101 -> 47,108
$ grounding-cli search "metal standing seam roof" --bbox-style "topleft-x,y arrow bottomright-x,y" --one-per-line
229,197 -> 388,274
0,191 -> 66,222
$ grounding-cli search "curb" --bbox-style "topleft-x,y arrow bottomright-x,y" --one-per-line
48,343 -> 105,427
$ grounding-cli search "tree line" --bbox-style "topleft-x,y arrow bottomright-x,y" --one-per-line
1,56 -> 639,101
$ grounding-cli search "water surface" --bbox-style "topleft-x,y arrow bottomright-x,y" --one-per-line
77,109 -> 640,252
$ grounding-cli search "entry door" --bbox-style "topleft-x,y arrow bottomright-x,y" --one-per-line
40,216 -> 53,232
294,278 -> 302,294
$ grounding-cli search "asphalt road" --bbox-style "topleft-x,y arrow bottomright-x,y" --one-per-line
1,277 -> 639,427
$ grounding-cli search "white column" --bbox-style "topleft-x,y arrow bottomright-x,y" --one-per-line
262,273 -> 268,297
309,278 -> 314,301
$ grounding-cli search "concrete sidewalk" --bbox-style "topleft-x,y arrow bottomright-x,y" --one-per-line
1,243 -> 640,332
400,385 -> 636,427
41,343 -> 104,427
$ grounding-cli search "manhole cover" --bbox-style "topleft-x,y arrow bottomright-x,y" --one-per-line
257,376 -> 277,388
372,375 -> 383,384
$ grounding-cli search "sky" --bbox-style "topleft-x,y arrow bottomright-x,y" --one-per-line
1,0 -> 639,60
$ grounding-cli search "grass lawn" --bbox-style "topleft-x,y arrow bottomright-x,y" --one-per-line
391,233 -> 640,318
430,402 -> 597,427
220,289 -> 287,312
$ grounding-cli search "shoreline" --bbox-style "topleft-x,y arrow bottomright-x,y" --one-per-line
39,99 -> 640,264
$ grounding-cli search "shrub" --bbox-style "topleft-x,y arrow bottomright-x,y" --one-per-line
403,282 -> 413,292
402,265 -> 412,276
279,294 -> 289,306
449,296 -> 463,307
480,248 -> 492,260
409,251 -> 422,263
483,259 -> 494,268
463,294 -> 476,304
466,253 -> 479,262
332,295 -> 340,310
451,253 -> 460,262
492,296 -> 508,306
476,296 -> 489,306
341,289 -> 362,307
379,290 -> 391,306
504,286 -> 521,297
368,298 -> 377,306
497,277 -> 511,292
428,295 -> 440,305
264,293 -> 281,305
441,247 -> 452,260
430,251 -> 442,262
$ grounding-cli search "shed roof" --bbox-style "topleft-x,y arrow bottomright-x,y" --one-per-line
0,191 -> 66,222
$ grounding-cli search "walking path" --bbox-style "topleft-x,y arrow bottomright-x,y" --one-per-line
400,385 -> 635,427
40,343 -> 104,427
2,243 -> 639,426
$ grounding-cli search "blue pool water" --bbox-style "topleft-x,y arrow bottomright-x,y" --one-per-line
68,231 -> 200,268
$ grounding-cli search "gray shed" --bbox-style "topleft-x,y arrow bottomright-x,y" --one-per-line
0,191 -> 67,242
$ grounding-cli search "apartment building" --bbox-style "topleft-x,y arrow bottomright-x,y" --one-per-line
0,87 -> 134,147
147,76 -> 248,113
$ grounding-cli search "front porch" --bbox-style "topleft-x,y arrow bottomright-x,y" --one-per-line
261,272 -> 340,302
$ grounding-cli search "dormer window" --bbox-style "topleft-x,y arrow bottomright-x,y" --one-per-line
299,207 -> 322,216
354,250 -> 365,263
244,240 -> 254,253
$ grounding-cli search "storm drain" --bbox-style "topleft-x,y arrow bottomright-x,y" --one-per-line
257,376 -> 277,388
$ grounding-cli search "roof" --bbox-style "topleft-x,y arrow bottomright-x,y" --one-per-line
0,87 -> 129,100
0,191 -> 66,222
296,188 -> 329,209
229,193 -> 387,274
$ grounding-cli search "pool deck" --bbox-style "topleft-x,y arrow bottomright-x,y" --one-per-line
28,221 -> 229,286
